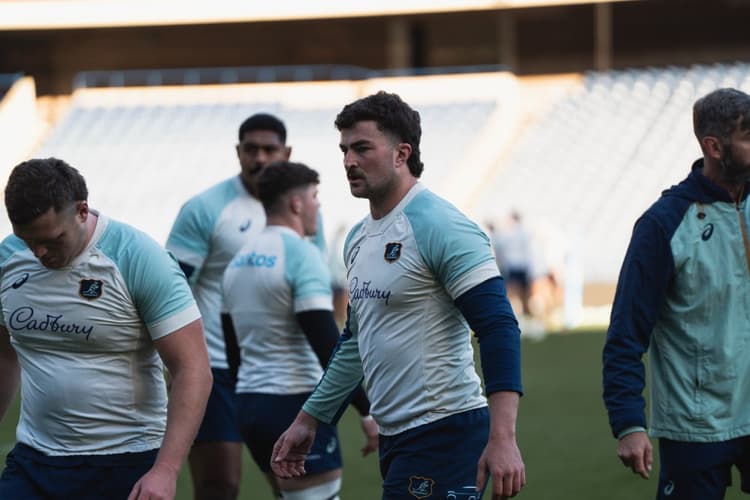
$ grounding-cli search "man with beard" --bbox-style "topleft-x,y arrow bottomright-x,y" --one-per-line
603,87 -> 750,499
166,113 -> 292,499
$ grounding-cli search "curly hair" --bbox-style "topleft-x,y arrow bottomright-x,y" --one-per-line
335,91 -> 424,178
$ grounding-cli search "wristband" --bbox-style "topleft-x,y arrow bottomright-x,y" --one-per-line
361,415 -> 374,422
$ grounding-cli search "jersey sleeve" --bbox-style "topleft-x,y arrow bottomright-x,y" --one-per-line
284,235 -> 333,313
0,235 -> 29,327
165,197 -> 213,284
405,192 -> 499,299
101,222 -> 201,340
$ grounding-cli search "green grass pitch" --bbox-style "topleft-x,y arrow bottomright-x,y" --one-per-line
1,331 -> 746,499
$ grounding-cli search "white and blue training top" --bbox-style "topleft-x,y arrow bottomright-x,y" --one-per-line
166,176 -> 266,369
223,225 -> 333,395
303,183 -> 499,435
0,213 -> 200,456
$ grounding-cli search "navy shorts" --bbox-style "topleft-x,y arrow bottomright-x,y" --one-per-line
0,442 -> 158,499
236,392 -> 342,474
194,367 -> 242,443
657,436 -> 750,500
506,269 -> 530,292
379,407 -> 489,500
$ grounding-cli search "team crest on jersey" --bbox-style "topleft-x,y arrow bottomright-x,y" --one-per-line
408,476 -> 434,498
79,279 -> 103,300
384,242 -> 402,262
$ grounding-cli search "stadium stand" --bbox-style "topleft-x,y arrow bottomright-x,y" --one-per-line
471,61 -> 750,286
28,72 -> 513,249
0,75 -> 47,210
13,61 -> 750,300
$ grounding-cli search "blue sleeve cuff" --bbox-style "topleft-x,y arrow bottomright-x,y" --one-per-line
455,277 -> 523,395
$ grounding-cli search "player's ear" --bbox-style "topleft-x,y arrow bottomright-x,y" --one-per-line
289,194 -> 303,215
702,136 -> 723,160
283,146 -> 292,161
76,201 -> 89,221
235,144 -> 241,159
395,143 -> 412,168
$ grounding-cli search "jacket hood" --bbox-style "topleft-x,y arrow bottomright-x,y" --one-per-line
662,158 -> 750,204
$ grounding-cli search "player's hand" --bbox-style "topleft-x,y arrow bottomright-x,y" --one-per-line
359,415 -> 379,456
126,462 -> 178,500
617,431 -> 653,479
476,435 -> 525,499
271,411 -> 318,478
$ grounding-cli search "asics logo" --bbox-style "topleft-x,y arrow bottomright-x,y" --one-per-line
701,223 -> 714,241
326,437 -> 337,454
663,480 -> 675,496
11,273 -> 29,289
239,220 -> 251,232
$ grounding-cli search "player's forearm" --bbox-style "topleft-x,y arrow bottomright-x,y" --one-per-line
487,391 -> 520,440
302,332 -> 364,424
154,366 -> 212,474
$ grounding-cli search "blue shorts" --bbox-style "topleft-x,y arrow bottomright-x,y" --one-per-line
657,436 -> 750,500
379,407 -> 489,500
0,442 -> 158,499
236,392 -> 342,474
506,269 -> 530,291
194,367 -> 242,443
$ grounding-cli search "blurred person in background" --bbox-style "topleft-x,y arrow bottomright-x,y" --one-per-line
492,210 -> 534,317
222,161 -> 377,500
166,113 -> 292,499
327,223 -> 350,326
0,158 -> 211,500
603,87 -> 750,499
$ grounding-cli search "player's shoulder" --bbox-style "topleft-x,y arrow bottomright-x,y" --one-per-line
405,186 -> 461,216
0,234 -> 29,265
97,216 -> 166,260
404,188 -> 481,235
343,217 -> 367,252
178,176 -> 243,214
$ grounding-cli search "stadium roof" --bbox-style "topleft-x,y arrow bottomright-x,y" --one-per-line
0,0 -> 633,30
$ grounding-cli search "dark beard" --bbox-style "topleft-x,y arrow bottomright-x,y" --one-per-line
719,145 -> 750,184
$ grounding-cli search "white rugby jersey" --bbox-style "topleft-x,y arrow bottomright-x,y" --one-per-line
0,213 -> 200,456
223,225 -> 333,395
166,176 -> 266,368
303,183 -> 499,435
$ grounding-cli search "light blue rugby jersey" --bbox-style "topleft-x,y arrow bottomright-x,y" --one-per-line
303,183 -> 499,435
0,213 -> 200,456
166,176 -> 266,369
223,225 -> 333,395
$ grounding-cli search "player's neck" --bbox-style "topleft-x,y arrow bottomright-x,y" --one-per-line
75,211 -> 99,258
369,177 -> 417,220
266,213 -> 304,237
